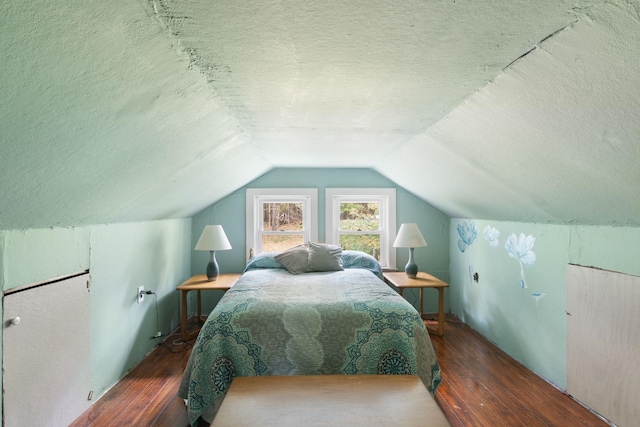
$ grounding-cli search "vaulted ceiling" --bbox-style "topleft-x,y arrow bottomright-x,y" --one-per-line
1,0 -> 638,230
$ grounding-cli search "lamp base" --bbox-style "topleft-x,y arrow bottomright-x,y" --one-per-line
206,251 -> 220,281
405,247 -> 418,278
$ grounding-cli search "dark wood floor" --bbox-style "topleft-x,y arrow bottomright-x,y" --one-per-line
71,315 -> 610,426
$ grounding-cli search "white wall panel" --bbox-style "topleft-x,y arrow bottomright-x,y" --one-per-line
3,272 -> 91,427
567,264 -> 640,427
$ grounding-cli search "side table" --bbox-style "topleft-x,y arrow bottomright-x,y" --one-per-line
176,273 -> 240,341
383,271 -> 449,336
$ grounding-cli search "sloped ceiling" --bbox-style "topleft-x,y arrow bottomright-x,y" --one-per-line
1,0 -> 638,230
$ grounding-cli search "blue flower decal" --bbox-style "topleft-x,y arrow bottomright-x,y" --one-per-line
505,233 -> 536,288
531,290 -> 547,303
457,221 -> 478,253
505,233 -> 536,266
483,226 -> 500,248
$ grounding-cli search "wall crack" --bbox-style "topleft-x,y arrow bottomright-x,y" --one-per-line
502,20 -> 578,72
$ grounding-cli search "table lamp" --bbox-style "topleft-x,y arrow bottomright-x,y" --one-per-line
393,223 -> 427,278
195,225 -> 232,281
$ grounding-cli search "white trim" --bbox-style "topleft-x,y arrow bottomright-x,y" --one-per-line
325,188 -> 396,268
246,188 -> 318,260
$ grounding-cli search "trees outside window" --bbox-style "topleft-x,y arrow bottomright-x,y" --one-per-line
338,202 -> 381,257
262,202 -> 304,251
326,188 -> 396,269
246,189 -> 318,259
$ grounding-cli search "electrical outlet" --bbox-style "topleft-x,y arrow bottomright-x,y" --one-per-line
137,286 -> 144,303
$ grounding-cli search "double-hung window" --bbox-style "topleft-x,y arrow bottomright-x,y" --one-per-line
246,188 -> 318,260
325,188 -> 396,269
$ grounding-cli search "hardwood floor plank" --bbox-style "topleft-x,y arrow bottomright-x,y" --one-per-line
71,332 -> 193,427
151,397 -> 190,427
430,317 -> 609,427
435,377 -> 495,427
71,316 -> 610,427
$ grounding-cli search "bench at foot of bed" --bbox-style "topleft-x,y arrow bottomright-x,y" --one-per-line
210,375 -> 451,427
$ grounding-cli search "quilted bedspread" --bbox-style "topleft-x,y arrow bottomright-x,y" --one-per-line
178,267 -> 442,426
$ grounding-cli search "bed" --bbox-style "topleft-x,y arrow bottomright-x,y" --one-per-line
179,244 -> 442,426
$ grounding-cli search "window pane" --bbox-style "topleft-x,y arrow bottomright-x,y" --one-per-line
339,202 -> 379,231
262,234 -> 304,252
262,203 -> 303,231
339,234 -> 381,260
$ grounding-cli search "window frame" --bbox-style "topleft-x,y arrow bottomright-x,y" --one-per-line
246,188 -> 318,260
325,188 -> 396,269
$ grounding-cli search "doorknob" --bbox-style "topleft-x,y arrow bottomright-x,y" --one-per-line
9,316 -> 20,326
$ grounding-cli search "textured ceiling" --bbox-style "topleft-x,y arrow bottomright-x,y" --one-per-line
0,0 -> 638,229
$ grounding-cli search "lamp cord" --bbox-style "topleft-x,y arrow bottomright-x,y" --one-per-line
145,291 -> 162,344
145,290 -> 193,352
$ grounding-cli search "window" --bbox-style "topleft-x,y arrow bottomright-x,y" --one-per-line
246,189 -> 318,259
325,188 -> 396,268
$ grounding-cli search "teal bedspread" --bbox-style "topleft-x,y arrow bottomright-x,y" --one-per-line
178,267 -> 442,426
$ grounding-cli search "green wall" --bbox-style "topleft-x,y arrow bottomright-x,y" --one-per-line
449,219 -> 640,390
3,169 -> 636,420
1,219 -> 191,409
191,168 -> 451,313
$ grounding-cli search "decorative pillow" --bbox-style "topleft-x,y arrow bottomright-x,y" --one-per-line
274,244 -> 310,274
243,252 -> 286,272
307,242 -> 344,272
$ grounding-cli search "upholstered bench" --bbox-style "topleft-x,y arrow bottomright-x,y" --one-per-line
210,375 -> 450,426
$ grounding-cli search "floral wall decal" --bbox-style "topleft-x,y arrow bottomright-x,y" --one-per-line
483,225 -> 500,248
457,221 -> 478,252
531,290 -> 547,305
457,221 -> 478,283
505,233 -> 536,288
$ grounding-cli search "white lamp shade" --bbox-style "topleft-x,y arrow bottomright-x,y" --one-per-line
195,225 -> 232,251
393,223 -> 427,248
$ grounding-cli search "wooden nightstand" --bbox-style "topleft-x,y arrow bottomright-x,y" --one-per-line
176,273 -> 240,341
383,271 -> 449,336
